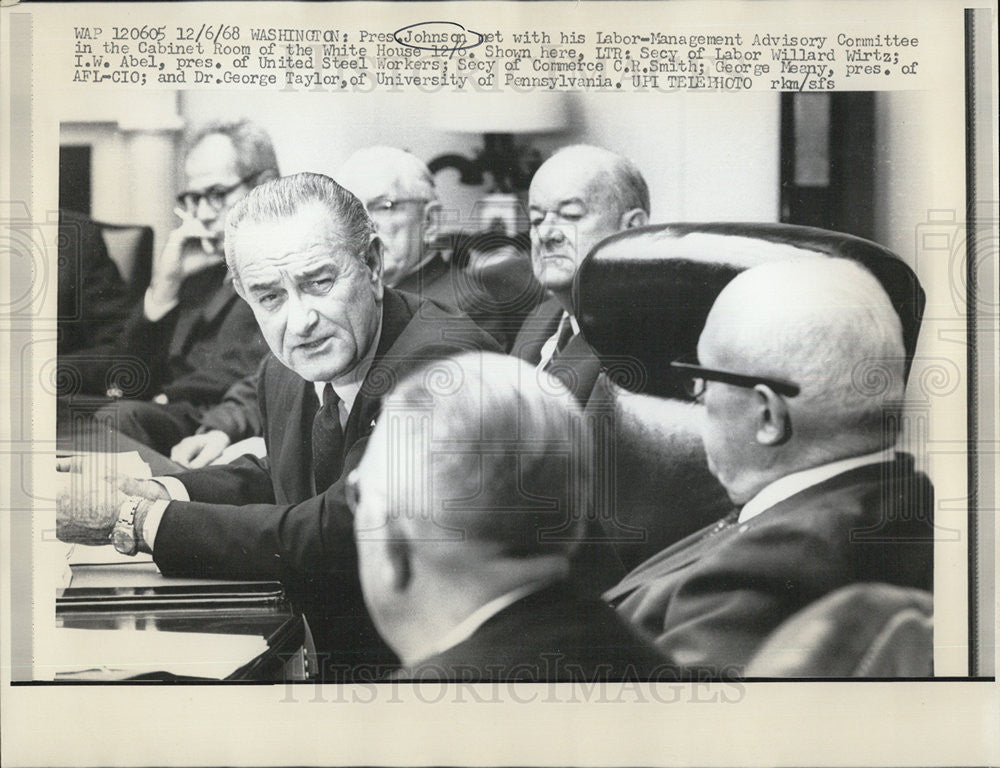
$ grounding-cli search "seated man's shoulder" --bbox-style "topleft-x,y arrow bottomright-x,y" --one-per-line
391,290 -> 504,353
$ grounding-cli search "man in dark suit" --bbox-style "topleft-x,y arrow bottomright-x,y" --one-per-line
56,209 -> 132,357
513,144 -> 649,403
353,351 -> 668,681
57,172 -> 501,676
603,258 -> 935,678
169,146 -> 540,468
60,119 -> 275,454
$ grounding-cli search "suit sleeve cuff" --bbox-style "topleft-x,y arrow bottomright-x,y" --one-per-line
142,499 -> 171,551
143,288 -> 179,322
153,476 -> 190,501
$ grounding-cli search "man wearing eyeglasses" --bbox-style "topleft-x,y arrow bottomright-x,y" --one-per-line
64,119 -> 275,455
514,144 -> 649,403
603,257 -> 934,677
57,172 -> 501,678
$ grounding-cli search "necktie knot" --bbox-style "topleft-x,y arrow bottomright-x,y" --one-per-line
322,382 -> 339,411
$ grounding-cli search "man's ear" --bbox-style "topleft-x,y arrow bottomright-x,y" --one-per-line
422,200 -> 442,244
365,236 -> 385,301
383,518 -> 412,593
619,207 -> 649,231
753,384 -> 791,446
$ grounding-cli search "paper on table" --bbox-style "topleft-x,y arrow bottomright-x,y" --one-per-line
46,627 -> 269,680
66,545 -> 154,567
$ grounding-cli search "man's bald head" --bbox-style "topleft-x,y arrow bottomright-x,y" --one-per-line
336,146 -> 439,287
697,258 -> 906,503
528,144 -> 649,304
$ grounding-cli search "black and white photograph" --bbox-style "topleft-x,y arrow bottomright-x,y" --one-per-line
1,0 -> 996,765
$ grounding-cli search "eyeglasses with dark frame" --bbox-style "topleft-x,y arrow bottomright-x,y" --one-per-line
175,172 -> 262,213
670,360 -> 801,400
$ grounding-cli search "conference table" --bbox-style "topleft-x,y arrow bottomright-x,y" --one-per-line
51,402 -> 315,682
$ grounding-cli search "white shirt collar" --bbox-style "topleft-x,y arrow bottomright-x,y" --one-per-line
738,448 -> 897,524
415,578 -> 556,663
312,311 -> 383,428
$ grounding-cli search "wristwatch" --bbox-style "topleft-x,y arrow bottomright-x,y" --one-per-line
111,495 -> 143,556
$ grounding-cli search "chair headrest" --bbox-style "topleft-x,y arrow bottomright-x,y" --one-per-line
574,223 -> 925,397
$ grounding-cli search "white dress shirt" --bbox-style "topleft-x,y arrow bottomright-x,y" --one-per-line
737,448 -> 897,524
536,311 -> 580,371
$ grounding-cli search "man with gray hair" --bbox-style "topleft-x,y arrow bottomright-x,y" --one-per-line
515,144 -> 650,402
170,145 -> 536,468
604,257 -> 934,676
58,172 -> 501,676
68,119 -> 276,453
353,352 -> 667,680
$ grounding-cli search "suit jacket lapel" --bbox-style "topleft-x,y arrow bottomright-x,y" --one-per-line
269,369 -> 317,504
604,510 -> 740,603
344,289 -> 414,450
512,296 -> 563,365
168,271 -> 237,360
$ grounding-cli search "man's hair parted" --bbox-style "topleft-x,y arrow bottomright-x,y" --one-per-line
224,172 -> 376,275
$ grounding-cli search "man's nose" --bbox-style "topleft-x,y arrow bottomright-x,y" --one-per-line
537,214 -> 567,244
286,293 -> 320,337
195,195 -> 217,222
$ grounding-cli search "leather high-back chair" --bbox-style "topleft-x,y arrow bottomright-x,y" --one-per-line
745,583 -> 934,677
96,220 -> 154,302
573,223 -> 925,571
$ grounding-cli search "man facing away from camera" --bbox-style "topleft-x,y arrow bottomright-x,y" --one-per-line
352,351 -> 668,681
604,258 -> 934,676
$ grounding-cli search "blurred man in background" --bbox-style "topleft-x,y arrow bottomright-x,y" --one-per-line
61,119 -> 275,455
354,352 -> 667,680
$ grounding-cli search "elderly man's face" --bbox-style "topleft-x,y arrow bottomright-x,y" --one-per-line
180,133 -> 252,255
232,201 -> 383,382
528,162 -> 624,295
339,167 -> 432,288
366,197 -> 429,287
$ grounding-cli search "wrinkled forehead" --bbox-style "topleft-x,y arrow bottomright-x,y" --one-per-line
230,203 -> 357,278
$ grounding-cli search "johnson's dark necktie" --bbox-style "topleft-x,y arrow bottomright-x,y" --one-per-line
311,383 -> 344,493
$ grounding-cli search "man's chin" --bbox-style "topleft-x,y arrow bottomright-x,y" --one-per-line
287,351 -> 353,383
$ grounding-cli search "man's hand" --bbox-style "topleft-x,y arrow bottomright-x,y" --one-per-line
171,430 -> 232,468
55,457 -> 172,546
147,208 -> 225,308
56,475 -> 124,546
